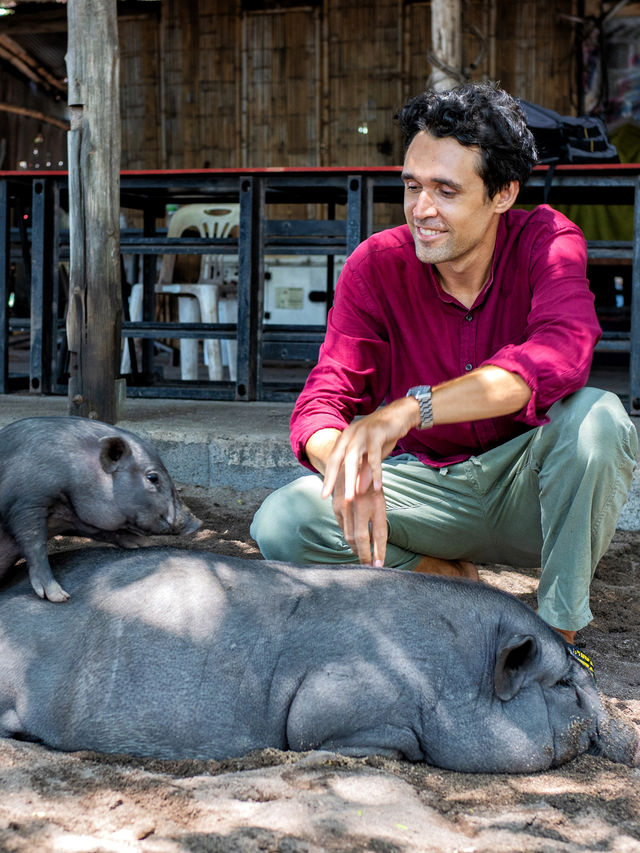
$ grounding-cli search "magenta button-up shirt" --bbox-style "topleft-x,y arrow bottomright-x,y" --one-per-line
291,205 -> 601,470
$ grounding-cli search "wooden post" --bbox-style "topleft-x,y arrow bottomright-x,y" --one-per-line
65,0 -> 121,422
429,0 -> 463,91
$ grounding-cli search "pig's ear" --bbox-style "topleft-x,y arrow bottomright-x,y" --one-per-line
494,634 -> 538,701
99,436 -> 132,473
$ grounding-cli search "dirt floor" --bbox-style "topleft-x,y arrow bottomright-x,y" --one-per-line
1,484 -> 640,853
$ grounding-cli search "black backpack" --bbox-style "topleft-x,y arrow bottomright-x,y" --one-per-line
517,99 -> 619,200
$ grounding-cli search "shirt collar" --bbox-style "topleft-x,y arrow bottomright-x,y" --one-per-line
426,215 -> 504,310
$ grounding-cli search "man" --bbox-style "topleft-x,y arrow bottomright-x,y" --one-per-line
251,82 -> 637,644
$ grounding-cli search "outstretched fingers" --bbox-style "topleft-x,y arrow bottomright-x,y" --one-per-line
341,483 -> 388,566
370,492 -> 387,567
322,423 -> 385,501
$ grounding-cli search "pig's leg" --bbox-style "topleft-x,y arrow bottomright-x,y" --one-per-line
0,661 -> 36,742
0,709 -> 32,741
11,507 -> 69,602
90,530 -> 150,548
46,508 -> 149,549
286,668 -> 425,761
0,529 -> 21,574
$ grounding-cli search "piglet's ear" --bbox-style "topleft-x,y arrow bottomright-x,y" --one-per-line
99,436 -> 132,473
494,634 -> 538,701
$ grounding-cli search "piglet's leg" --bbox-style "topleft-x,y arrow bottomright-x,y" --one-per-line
90,529 -> 150,548
12,507 -> 69,602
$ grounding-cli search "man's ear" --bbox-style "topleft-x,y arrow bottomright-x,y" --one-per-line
494,181 -> 520,214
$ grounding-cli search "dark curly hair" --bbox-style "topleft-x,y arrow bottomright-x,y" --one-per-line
395,82 -> 537,198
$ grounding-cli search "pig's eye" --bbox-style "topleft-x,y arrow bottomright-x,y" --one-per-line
146,472 -> 160,486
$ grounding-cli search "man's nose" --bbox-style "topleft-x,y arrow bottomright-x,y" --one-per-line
413,190 -> 438,219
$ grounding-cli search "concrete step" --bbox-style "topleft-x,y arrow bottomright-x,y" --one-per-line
0,392 -> 638,531
0,394 -> 300,505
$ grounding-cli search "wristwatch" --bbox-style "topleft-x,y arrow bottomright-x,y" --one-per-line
406,385 -> 433,430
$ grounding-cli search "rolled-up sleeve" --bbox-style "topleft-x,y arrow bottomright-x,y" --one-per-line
290,261 -> 391,469
482,218 -> 601,426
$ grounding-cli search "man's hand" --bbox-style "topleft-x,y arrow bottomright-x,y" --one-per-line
306,366 -> 532,567
315,398 -> 420,565
321,397 -> 420,501
331,462 -> 388,565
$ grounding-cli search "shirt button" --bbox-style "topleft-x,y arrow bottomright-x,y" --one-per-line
465,363 -> 473,371
465,313 -> 473,321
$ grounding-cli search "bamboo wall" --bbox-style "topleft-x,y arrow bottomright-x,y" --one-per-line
0,0 -> 613,175
117,0 -> 580,172
119,15 -> 161,171
0,73 -> 67,172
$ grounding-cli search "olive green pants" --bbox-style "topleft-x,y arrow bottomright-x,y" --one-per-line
251,388 -> 637,631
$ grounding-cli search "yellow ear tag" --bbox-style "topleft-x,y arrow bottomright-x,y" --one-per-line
568,645 -> 595,679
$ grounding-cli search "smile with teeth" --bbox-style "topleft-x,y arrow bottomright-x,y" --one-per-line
417,226 -> 445,237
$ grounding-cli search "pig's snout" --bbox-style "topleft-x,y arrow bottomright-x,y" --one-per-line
136,491 -> 201,537
596,704 -> 640,768
171,502 -> 201,535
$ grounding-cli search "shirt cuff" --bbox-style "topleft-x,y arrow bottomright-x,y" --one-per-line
480,356 -> 549,427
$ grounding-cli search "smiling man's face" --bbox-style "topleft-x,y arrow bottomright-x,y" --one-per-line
402,130 -> 508,270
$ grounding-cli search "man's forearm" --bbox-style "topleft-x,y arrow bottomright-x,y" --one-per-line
429,365 -> 532,426
306,366 -> 531,476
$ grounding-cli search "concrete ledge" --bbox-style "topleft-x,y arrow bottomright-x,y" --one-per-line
1,393 -> 638,530
0,394 -> 302,494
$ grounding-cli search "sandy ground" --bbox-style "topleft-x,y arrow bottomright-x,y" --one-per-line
1,484 -> 639,853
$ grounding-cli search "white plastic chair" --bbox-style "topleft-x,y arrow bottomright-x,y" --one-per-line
122,203 -> 239,381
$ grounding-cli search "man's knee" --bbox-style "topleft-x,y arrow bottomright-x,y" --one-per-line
550,388 -> 637,467
250,475 -> 325,562
578,390 -> 637,472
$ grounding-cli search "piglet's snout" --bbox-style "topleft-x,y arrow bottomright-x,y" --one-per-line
171,501 -> 201,535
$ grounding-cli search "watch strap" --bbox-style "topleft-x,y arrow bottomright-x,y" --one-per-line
406,385 -> 433,430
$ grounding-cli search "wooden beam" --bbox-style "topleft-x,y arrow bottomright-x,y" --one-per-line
0,34 -> 67,94
0,1 -> 160,33
0,8 -> 68,34
429,0 -> 463,90
612,2 -> 640,12
0,102 -> 69,131
66,0 -> 122,422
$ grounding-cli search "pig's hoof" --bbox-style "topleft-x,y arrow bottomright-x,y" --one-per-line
37,580 -> 70,603
47,584 -> 70,603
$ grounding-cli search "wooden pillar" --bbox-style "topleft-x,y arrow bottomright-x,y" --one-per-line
65,0 -> 121,422
429,0 -> 463,91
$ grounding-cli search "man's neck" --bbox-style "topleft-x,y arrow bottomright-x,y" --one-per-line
435,255 -> 494,310
434,223 -> 500,309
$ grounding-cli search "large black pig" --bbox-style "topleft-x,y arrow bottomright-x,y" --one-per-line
0,546 -> 637,773
0,417 -> 200,602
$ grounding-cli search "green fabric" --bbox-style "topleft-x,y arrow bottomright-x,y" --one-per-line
611,122 -> 640,163
251,388 -> 637,631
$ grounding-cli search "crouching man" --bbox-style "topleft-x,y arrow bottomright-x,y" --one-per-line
251,82 -> 637,645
